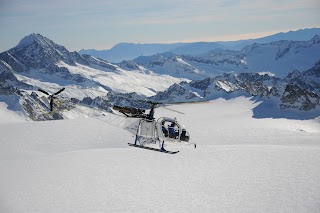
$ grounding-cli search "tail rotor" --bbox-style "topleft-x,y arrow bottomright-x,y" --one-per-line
37,88 -> 65,112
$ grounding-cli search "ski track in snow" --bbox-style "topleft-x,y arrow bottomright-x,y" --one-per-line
0,97 -> 320,213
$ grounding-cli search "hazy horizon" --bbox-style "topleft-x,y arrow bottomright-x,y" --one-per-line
1,0 -> 319,52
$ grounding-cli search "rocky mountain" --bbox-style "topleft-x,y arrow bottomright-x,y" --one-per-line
136,35 -> 320,78
79,28 -> 320,62
0,33 -> 319,121
151,61 -> 320,117
0,33 -> 90,84
134,55 -> 206,80
0,60 -> 33,92
0,60 -> 69,120
79,43 -> 187,63
0,34 -> 183,120
0,33 -> 183,92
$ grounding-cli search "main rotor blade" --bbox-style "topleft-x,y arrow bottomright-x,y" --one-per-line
54,87 -> 65,95
138,99 -> 161,105
162,106 -> 185,114
38,88 -> 50,96
108,93 -> 161,106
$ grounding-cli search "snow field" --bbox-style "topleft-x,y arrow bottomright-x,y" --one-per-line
0,102 -> 26,124
0,97 -> 320,213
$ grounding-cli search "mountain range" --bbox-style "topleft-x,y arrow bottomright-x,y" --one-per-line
79,28 -> 320,62
0,33 -> 183,120
150,60 -> 320,119
0,31 -> 320,120
134,35 -> 320,79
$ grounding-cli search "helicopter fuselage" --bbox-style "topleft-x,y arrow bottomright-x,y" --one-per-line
127,116 -> 190,148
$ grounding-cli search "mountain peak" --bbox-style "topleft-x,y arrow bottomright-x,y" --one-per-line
15,33 -> 45,49
5,33 -> 82,69
14,33 -> 64,53
311,34 -> 320,42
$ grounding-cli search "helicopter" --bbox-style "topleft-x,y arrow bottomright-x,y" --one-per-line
111,98 -> 194,154
38,87 -> 65,112
33,87 -> 194,154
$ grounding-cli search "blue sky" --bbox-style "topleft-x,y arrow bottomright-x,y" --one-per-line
0,0 -> 319,52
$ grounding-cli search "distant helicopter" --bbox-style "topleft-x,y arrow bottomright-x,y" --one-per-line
111,99 -> 194,154
38,88 -> 65,112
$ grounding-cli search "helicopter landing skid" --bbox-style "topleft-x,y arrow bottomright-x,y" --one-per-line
128,143 -> 179,154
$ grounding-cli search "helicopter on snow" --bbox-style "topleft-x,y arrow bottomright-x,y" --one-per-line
111,99 -> 194,154
32,86 -> 194,154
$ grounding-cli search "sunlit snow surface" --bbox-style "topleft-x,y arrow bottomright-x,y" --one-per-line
57,61 -> 184,97
1,97 -> 320,213
13,61 -> 185,100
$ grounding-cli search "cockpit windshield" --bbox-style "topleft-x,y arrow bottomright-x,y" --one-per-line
158,117 -> 190,142
180,129 -> 190,142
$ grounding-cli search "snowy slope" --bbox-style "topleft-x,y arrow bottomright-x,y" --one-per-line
0,33 -> 190,120
56,61 -> 184,97
1,33 -> 319,123
0,101 -> 27,123
137,55 -> 206,80
151,61 -> 320,116
239,37 -> 320,77
0,33 -> 184,98
1,98 -> 320,213
137,36 -> 320,78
